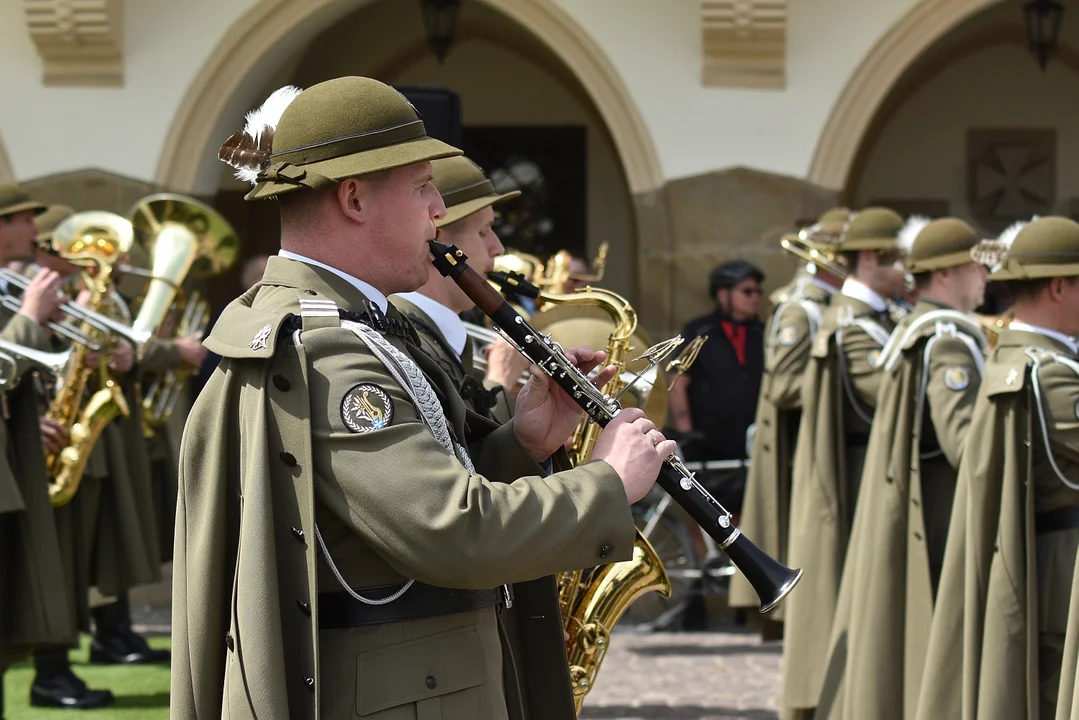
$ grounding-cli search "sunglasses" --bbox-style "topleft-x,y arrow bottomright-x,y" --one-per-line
735,286 -> 762,296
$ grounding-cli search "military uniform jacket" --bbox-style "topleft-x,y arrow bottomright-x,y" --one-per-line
170,257 -> 635,720
730,281 -> 830,614
389,295 -> 510,423
0,309 -> 75,668
915,328 -> 1079,720
782,292 -> 894,710
816,301 -> 986,720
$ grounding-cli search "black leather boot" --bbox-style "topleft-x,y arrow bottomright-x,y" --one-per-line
30,650 -> 114,709
90,594 -> 170,665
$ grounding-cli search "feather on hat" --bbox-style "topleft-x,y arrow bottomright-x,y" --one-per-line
896,215 -> 931,256
218,85 -> 303,185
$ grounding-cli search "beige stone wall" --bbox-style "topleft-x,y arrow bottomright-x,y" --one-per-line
634,167 -> 837,337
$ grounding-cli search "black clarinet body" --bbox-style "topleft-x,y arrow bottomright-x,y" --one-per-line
431,241 -> 802,612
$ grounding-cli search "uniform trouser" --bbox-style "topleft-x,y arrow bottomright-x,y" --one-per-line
1037,526 -> 1079,718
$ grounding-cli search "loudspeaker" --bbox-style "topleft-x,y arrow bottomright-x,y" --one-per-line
394,86 -> 462,147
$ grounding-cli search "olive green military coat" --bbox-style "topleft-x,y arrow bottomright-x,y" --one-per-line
915,329 -> 1079,720
0,310 -> 75,669
730,282 -> 830,615
170,257 -> 635,720
389,295 -> 512,423
816,302 -> 985,720
781,293 -> 894,712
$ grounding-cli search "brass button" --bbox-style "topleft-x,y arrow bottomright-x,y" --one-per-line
280,451 -> 297,467
225,632 -> 234,651
599,544 -> 613,559
426,676 -> 437,689
297,600 -> 310,615
291,526 -> 305,543
305,677 -> 315,691
273,375 -> 291,391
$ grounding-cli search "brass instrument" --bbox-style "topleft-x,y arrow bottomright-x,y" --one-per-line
0,351 -> 19,390
140,289 -> 211,435
43,211 -> 134,507
0,338 -> 74,386
780,232 -> 849,280
126,193 -> 238,358
543,242 -> 608,294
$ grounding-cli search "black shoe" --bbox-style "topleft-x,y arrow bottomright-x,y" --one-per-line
90,626 -> 170,665
30,669 -> 114,709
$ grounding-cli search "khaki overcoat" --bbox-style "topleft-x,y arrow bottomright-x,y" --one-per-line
915,328 -> 1079,720
730,282 -> 830,615
170,257 -> 635,720
816,302 -> 985,720
781,293 -> 894,712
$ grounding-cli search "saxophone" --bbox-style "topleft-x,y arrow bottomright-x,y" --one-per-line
530,282 -> 672,714
46,258 -> 131,507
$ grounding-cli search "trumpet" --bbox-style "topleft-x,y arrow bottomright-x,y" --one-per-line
0,267 -> 151,352
780,233 -> 849,280
431,239 -> 803,613
0,338 -> 74,385
0,351 -> 19,390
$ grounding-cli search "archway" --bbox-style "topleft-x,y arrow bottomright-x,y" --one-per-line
153,0 -> 661,197
807,0 -> 1005,191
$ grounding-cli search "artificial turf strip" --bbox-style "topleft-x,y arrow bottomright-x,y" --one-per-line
2,635 -> 170,719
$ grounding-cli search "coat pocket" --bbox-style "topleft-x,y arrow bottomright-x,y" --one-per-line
355,625 -> 489,718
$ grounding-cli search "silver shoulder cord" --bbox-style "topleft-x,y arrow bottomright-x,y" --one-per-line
295,299 -> 484,607
835,306 -> 880,426
1026,348 -> 1079,491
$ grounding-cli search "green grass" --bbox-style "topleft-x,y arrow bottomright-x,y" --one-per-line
3,636 -> 170,719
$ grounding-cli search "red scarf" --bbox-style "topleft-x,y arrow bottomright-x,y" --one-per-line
720,320 -> 747,365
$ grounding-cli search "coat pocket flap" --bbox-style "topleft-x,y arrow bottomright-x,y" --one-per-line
356,626 -> 487,716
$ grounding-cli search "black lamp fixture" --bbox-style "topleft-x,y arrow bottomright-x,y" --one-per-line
420,0 -> 463,64
1023,0 -> 1065,71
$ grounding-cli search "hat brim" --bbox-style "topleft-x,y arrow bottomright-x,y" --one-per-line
991,262 -> 1079,281
906,249 -> 978,273
436,190 -> 521,228
246,136 -> 463,200
0,200 -> 48,219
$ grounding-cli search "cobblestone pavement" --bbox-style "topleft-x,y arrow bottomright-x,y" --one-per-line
579,629 -> 781,720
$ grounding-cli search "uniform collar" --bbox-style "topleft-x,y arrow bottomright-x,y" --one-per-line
1007,321 -> 1079,355
278,249 -> 388,313
811,277 -> 840,295
841,277 -> 888,312
396,292 -> 467,359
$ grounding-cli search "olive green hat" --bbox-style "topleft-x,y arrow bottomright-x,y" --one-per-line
432,156 -> 520,229
903,217 -> 979,273
840,207 -> 903,251
0,184 -> 47,219
783,207 -> 850,249
34,204 -> 75,245
986,216 -> 1079,281
220,78 -> 463,201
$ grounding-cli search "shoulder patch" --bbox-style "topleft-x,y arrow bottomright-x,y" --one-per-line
341,383 -> 394,433
943,366 -> 971,391
779,325 -> 799,347
867,349 -> 881,367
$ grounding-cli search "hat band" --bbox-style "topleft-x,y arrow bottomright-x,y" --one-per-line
1009,250 -> 1079,265
272,119 -> 428,165
441,178 -> 496,208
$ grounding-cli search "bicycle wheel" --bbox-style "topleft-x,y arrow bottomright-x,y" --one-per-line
617,509 -> 700,633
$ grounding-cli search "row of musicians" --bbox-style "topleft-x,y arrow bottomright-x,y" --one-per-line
0,186 -> 205,711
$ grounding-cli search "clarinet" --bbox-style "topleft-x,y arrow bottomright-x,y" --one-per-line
431,241 -> 803,612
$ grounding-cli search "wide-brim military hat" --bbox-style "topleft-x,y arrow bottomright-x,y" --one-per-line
903,217 -> 979,273
988,216 -> 1079,281
0,184 -> 47,219
841,207 -> 904,251
219,78 -> 463,201
432,156 -> 520,229
34,204 -> 75,246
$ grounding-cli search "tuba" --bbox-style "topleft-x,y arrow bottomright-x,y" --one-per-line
126,193 -> 237,432
43,211 -> 134,506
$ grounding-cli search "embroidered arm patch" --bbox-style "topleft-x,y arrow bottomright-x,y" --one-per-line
341,383 -> 394,433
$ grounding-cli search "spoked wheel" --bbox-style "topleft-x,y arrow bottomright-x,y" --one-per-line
617,505 -> 700,633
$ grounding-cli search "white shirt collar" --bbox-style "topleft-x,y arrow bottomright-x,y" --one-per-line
811,277 -> 840,294
841,277 -> 888,312
397,292 -> 467,359
1008,321 -> 1079,355
277,249 -> 388,313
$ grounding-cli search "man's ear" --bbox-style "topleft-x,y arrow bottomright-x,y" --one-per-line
336,178 -> 366,222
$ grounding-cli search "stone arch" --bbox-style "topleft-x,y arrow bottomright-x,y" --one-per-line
807,0 -> 1006,190
154,0 -> 663,195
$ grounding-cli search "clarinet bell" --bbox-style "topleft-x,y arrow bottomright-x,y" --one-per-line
725,532 -> 803,614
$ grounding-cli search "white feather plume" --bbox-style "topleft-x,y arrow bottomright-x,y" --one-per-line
897,215 -> 931,255
224,85 -> 303,185
997,217 -> 1036,248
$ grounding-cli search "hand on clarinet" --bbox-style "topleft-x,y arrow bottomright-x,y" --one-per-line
592,408 -> 676,504
512,346 -> 615,462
